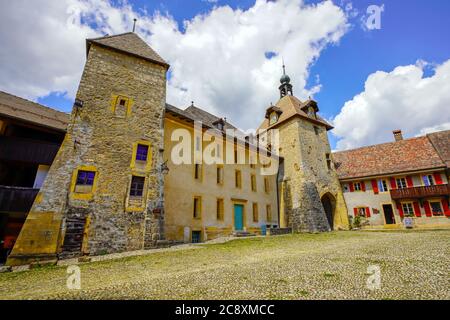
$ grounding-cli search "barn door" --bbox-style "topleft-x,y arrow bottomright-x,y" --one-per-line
61,217 -> 86,256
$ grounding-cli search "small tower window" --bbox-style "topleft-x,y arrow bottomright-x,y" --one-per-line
269,112 -> 278,125
130,176 -> 145,197
112,95 -> 132,117
136,144 -> 149,161
326,153 -> 332,170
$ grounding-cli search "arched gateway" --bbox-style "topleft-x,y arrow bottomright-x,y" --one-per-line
321,193 -> 336,230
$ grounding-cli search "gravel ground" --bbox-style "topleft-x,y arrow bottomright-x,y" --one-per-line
0,230 -> 449,300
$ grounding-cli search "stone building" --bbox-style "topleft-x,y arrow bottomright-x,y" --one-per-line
258,68 -> 349,232
333,130 -> 450,229
7,33 -> 169,266
2,32 -> 349,266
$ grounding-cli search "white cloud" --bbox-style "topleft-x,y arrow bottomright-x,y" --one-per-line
332,59 -> 450,150
0,0 -> 348,130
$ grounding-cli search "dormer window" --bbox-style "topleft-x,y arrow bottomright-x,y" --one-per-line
213,119 -> 225,131
217,122 -> 224,130
307,106 -> 316,118
269,112 -> 278,125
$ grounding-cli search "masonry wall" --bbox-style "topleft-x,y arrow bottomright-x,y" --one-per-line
277,117 -> 349,232
163,116 -> 279,242
7,44 -> 167,265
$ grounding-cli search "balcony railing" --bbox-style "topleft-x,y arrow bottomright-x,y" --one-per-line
390,184 -> 450,200
0,136 -> 60,165
0,186 -> 39,212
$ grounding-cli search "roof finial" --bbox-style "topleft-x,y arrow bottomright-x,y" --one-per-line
132,18 -> 137,32
191,101 -> 194,107
282,57 -> 286,75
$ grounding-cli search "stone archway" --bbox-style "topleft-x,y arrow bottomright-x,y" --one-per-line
321,193 -> 336,230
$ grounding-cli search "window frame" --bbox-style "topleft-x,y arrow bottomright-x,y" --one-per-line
401,202 -> 415,217
429,201 -> 443,216
129,175 -> 145,197
378,179 -> 389,192
193,196 -> 202,219
251,174 -> 257,192
235,170 -> 242,189
216,198 -> 224,221
266,204 -> 272,222
252,203 -> 259,223
396,177 -> 408,189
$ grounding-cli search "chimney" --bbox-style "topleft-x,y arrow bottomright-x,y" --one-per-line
393,129 -> 403,142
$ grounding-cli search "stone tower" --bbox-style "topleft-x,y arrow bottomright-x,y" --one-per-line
7,33 -> 169,266
259,70 -> 349,233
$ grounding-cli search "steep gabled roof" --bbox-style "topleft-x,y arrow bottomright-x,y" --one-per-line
86,32 -> 169,68
0,91 -> 69,131
427,130 -> 450,168
332,136 -> 446,180
258,95 -> 333,131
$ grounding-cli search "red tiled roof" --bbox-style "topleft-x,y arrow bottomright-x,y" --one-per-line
333,136 -> 446,180
427,130 -> 450,169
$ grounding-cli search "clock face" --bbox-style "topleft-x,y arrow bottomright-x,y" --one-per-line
270,112 -> 278,125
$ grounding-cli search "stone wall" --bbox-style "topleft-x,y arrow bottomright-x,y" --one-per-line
7,44 -> 167,266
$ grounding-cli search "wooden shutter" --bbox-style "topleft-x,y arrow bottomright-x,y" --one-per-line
349,183 -> 354,192
423,201 -> 432,217
433,173 -> 443,185
390,177 -> 397,189
353,208 -> 358,217
365,207 -> 371,218
361,181 -> 366,192
413,202 -> 421,217
397,203 -> 404,218
406,176 -> 413,188
371,180 -> 379,194
442,199 -> 450,216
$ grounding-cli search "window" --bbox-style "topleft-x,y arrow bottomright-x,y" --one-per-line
402,203 -> 414,216
343,184 -> 349,192
326,153 -> 332,170
252,203 -> 259,222
194,164 -> 202,180
136,144 -> 149,161
251,174 -> 257,192
430,201 -> 443,215
130,176 -> 145,197
396,178 -> 407,189
314,126 -> 319,135
358,207 -> 367,217
216,165 -> 224,184
269,112 -> 278,125
353,182 -> 362,191
234,150 -> 238,164
113,95 -> 131,117
266,205 -> 272,222
378,179 -> 388,192
264,177 -> 270,193
76,170 -> 95,186
193,197 -> 202,219
216,199 -> 224,221
191,231 -> 201,243
423,175 -> 435,186
235,170 -> 242,189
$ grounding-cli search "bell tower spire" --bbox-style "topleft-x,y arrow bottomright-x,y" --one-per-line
279,62 -> 293,98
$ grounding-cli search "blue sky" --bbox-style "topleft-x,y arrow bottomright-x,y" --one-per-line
2,0 -> 448,150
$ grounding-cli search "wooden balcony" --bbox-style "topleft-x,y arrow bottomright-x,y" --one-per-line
0,186 -> 39,212
0,136 -> 60,165
390,184 -> 450,200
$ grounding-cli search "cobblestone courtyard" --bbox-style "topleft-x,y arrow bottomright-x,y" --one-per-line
0,230 -> 449,300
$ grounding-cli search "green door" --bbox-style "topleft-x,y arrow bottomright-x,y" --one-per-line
234,204 -> 244,231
